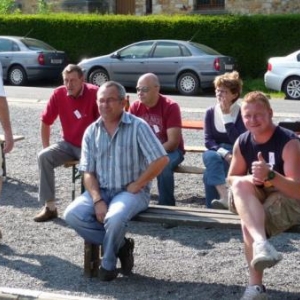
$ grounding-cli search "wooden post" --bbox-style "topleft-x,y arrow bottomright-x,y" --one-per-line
84,242 -> 100,278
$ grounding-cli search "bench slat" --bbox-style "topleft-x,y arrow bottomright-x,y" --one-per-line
184,145 -> 206,153
174,165 -> 205,174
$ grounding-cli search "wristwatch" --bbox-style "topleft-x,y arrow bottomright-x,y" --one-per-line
264,170 -> 275,187
267,170 -> 276,180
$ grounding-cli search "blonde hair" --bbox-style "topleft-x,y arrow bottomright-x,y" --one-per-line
242,91 -> 271,110
214,71 -> 243,102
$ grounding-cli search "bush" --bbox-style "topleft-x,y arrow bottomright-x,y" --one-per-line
0,13 -> 299,79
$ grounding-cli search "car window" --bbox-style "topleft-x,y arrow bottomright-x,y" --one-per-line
0,39 -> 14,52
119,42 -> 153,59
152,42 -> 182,58
189,41 -> 221,55
20,38 -> 55,51
180,45 -> 192,57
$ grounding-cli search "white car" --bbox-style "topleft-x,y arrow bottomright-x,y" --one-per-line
264,50 -> 300,100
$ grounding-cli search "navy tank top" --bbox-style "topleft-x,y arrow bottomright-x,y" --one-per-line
239,126 -> 298,175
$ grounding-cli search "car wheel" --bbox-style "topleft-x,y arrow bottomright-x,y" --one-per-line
283,76 -> 300,100
8,65 -> 27,86
177,72 -> 200,96
88,68 -> 109,86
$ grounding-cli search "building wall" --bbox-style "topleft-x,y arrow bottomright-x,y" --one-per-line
226,0 -> 300,14
15,0 -> 300,14
135,0 -> 194,15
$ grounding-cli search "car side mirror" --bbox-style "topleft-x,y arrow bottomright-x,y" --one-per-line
111,52 -> 121,59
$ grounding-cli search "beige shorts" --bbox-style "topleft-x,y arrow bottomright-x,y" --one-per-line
229,186 -> 300,237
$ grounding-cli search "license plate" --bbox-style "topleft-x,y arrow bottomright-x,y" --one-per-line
51,59 -> 63,64
225,64 -> 233,70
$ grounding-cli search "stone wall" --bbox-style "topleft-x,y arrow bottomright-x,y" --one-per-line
226,0 -> 300,14
135,0 -> 194,15
14,0 -> 300,15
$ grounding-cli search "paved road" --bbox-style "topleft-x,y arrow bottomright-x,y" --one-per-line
4,85 -> 300,118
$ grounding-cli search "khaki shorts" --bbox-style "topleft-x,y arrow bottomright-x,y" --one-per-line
229,186 -> 300,237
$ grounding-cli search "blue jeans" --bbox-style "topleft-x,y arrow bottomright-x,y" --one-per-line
63,189 -> 149,271
157,149 -> 184,206
202,144 -> 232,208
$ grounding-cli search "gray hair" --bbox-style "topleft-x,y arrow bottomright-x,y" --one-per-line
100,81 -> 126,100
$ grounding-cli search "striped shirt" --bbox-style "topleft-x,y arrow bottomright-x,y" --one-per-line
80,112 -> 167,194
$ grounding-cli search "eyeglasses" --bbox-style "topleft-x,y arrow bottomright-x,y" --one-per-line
215,88 -> 229,94
136,86 -> 151,93
98,98 -> 120,105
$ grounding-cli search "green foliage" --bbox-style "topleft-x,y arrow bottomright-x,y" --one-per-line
37,0 -> 50,14
0,0 -> 20,14
0,13 -> 298,80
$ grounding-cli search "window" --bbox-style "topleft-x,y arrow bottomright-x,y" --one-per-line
0,39 -> 14,52
195,0 -> 224,10
152,43 -> 182,58
119,42 -> 153,59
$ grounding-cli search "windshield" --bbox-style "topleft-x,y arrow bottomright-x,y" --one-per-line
189,41 -> 221,55
21,38 -> 56,51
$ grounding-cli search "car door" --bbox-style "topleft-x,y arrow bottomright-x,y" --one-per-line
146,41 -> 183,88
0,38 -> 15,79
110,41 -> 154,87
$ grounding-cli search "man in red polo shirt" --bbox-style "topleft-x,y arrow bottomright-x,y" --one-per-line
130,73 -> 184,206
34,64 -> 99,222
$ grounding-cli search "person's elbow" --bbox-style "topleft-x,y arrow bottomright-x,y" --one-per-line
157,155 -> 170,171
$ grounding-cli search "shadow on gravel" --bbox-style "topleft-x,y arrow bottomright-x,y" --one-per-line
128,222 -> 243,252
0,244 -> 82,289
1,178 -> 37,208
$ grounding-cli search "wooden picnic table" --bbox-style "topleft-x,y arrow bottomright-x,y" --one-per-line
182,120 -> 204,130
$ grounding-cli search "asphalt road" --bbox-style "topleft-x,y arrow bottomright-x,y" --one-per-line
4,85 -> 300,119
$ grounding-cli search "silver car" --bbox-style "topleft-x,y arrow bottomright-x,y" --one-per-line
264,50 -> 300,100
78,39 -> 237,96
0,36 -> 68,86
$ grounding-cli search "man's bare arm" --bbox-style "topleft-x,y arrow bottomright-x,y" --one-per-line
0,96 -> 13,153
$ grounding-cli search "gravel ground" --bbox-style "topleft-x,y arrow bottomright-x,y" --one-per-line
0,100 -> 299,300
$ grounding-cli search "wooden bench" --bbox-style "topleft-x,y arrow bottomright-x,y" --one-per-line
83,205 -> 300,277
0,134 -> 25,178
64,160 -> 206,201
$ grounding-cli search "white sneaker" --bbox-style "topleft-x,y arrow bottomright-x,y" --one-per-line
251,240 -> 283,272
241,285 -> 268,300
211,198 -> 228,209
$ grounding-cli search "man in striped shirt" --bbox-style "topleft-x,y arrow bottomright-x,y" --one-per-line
64,81 -> 169,281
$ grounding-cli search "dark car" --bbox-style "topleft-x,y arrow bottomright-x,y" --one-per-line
0,36 -> 68,86
78,39 -> 237,96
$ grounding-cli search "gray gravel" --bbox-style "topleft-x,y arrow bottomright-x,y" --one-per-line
0,100 -> 299,300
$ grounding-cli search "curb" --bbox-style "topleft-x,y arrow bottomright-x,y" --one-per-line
0,288 -> 97,300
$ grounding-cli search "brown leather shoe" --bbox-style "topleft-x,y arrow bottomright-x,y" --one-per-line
34,207 -> 58,222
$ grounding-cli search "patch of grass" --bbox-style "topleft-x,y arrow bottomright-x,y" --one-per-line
242,78 -> 285,99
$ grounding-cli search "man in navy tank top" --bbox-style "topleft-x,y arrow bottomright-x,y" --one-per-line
227,91 -> 300,300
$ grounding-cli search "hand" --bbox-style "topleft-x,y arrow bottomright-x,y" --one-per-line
218,97 -> 232,114
126,181 -> 142,194
94,201 -> 107,223
251,152 -> 269,185
224,153 -> 232,164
